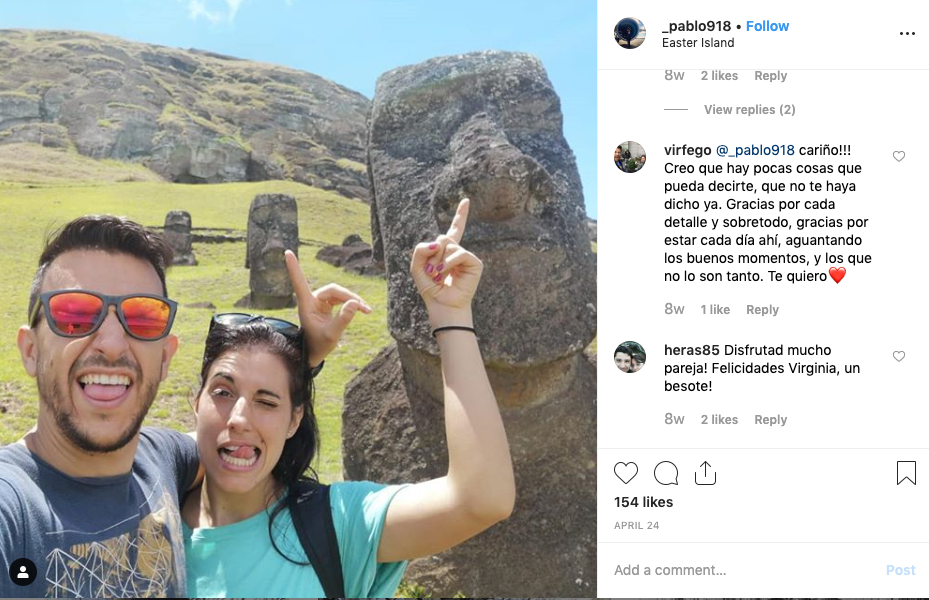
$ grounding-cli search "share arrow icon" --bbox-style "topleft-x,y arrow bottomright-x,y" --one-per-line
696,461 -> 716,485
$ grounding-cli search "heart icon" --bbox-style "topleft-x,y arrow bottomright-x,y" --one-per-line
614,461 -> 638,484
829,267 -> 846,283
893,151 -> 905,162
893,351 -> 905,362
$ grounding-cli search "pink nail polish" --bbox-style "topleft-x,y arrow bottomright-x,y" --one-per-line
433,274 -> 442,282
429,242 -> 438,250
437,264 -> 444,271
426,264 -> 434,273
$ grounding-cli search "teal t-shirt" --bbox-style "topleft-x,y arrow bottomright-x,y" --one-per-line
184,481 -> 408,598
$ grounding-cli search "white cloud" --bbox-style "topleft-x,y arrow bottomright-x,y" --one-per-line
225,0 -> 244,20
187,0 -> 221,23
186,0 -> 245,24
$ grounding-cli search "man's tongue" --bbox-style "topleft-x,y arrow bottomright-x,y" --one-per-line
83,383 -> 128,402
228,446 -> 256,459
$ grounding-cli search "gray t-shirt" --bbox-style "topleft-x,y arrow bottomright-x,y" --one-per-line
0,427 -> 198,598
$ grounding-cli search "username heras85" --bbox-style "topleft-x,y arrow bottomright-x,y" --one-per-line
665,344 -> 831,356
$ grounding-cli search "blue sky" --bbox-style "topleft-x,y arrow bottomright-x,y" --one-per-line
4,0 -> 597,218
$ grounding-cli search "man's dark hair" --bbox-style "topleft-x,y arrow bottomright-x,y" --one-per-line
28,215 -> 174,324
614,346 -> 632,358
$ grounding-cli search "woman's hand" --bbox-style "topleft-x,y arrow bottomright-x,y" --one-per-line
410,198 -> 482,326
380,198 -> 514,563
284,249 -> 372,367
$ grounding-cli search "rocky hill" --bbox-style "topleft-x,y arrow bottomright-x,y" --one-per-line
0,29 -> 370,199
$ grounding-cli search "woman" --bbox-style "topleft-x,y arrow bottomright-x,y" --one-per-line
182,198 -> 515,597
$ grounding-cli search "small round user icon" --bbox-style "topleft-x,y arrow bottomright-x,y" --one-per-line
8,558 -> 37,586
614,341 -> 646,373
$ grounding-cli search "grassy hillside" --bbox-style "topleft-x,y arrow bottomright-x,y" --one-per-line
0,177 -> 387,482
0,29 -> 370,198
0,143 -> 164,186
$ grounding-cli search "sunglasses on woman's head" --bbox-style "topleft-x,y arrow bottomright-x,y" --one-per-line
29,290 -> 178,341
209,314 -> 322,380
210,313 -> 301,338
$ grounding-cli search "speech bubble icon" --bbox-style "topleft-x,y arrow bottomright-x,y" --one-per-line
654,461 -> 679,485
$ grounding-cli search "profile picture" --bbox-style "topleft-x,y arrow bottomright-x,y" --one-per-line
614,141 -> 646,173
615,341 -> 646,373
614,17 -> 646,49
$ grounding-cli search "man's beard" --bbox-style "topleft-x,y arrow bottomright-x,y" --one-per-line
37,354 -> 158,454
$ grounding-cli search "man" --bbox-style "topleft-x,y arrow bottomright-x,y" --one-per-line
614,345 -> 632,372
614,146 -> 625,171
1,215 -> 363,597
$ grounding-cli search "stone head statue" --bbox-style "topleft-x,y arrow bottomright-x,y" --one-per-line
368,51 -> 596,371
346,53 -> 598,595
245,193 -> 298,309
163,210 -> 196,266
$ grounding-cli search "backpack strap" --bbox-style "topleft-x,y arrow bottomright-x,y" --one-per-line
288,481 -> 345,598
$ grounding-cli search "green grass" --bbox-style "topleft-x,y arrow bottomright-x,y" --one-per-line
0,144 -> 163,187
85,53 -> 126,69
106,102 -> 155,114
217,133 -> 252,153
261,81 -> 315,100
158,103 -> 224,135
335,158 -> 367,175
206,82 -> 267,108
270,152 -> 295,178
53,39 -> 103,53
0,90 -> 40,101
0,179 -> 385,482
395,581 -> 465,598
143,69 -> 178,99
17,80 -> 58,95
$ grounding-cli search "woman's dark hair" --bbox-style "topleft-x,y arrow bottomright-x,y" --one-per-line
198,319 -> 319,565
29,215 -> 173,324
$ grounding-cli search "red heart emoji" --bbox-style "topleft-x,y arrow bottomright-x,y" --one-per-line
829,267 -> 846,283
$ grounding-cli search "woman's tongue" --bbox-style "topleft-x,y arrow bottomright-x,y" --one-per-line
83,383 -> 128,401
227,446 -> 256,459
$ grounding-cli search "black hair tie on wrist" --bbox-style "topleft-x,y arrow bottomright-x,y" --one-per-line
308,360 -> 324,379
431,325 -> 476,338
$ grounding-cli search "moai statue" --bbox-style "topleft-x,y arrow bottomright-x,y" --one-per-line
238,193 -> 299,309
163,210 -> 196,266
342,51 -> 597,597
